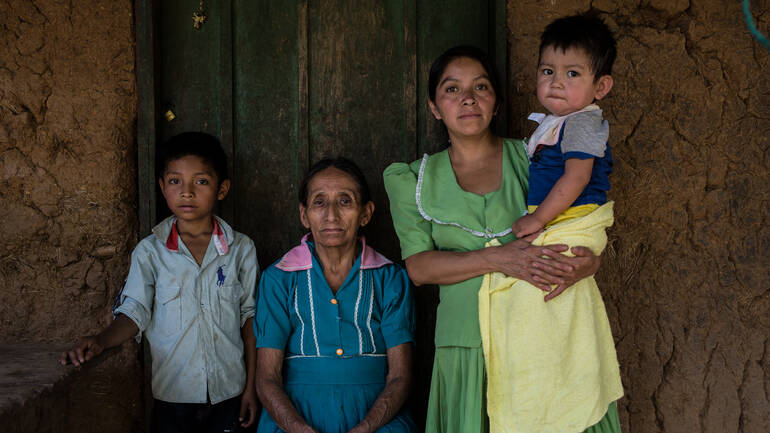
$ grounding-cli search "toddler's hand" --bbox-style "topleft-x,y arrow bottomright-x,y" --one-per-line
512,214 -> 545,238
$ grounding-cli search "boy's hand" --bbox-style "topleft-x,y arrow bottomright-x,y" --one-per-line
512,213 -> 546,238
59,336 -> 104,366
239,386 -> 258,427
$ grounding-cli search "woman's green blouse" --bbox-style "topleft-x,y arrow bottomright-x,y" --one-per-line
383,138 -> 530,348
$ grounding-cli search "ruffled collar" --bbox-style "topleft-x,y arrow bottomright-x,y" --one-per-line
414,140 -> 515,240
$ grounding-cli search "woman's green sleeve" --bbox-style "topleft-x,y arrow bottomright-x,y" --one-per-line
383,162 -> 435,260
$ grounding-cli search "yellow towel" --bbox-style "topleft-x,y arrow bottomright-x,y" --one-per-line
479,201 -> 623,433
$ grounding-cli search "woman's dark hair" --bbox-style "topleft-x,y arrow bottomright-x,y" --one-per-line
156,132 -> 229,184
428,45 -> 503,107
299,157 -> 372,206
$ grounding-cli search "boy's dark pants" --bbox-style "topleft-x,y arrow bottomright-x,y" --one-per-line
152,396 -> 241,433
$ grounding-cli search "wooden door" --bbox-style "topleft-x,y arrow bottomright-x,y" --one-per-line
137,0 -> 506,424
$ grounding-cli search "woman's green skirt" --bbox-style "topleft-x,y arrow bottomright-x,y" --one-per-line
425,347 -> 621,433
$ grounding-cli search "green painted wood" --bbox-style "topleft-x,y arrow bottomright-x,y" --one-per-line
157,1 -> 223,141
492,0 -> 508,138
217,0 -> 235,224
136,0 -> 158,239
232,0 -> 307,266
134,3 -> 158,432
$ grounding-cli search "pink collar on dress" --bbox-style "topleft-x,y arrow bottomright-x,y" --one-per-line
165,218 -> 229,255
275,233 -> 392,271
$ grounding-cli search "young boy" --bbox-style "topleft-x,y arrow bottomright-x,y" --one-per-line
512,14 -> 615,238
478,15 -> 623,433
60,132 -> 259,432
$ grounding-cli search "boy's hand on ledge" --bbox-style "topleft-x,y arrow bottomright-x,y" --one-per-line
59,336 -> 104,366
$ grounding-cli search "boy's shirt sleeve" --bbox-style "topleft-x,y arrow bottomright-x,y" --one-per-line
237,236 -> 259,327
113,242 -> 155,341
561,110 -> 609,159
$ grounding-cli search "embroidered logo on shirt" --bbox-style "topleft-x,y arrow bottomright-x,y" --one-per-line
216,266 -> 226,287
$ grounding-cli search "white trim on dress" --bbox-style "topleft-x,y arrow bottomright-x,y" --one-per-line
416,154 -> 513,240
307,269 -> 321,356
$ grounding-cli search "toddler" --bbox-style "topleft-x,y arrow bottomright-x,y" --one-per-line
479,15 -> 624,433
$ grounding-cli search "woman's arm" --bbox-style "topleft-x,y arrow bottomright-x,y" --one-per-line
512,158 -> 594,238
405,235 -> 574,291
255,348 -> 317,433
348,343 -> 412,433
405,237 -> 601,299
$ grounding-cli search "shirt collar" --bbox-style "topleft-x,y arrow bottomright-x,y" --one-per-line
275,233 -> 392,272
526,103 -> 601,157
152,215 -> 232,256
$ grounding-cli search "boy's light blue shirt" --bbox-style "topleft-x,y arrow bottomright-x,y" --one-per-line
114,215 -> 258,404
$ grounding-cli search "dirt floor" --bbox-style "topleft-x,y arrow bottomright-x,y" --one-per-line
0,0 -> 768,432
508,1 -> 770,432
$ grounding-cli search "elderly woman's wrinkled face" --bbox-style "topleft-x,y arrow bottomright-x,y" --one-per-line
300,167 -> 374,250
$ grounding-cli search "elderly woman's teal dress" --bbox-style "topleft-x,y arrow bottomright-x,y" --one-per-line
255,235 -> 417,433
383,138 -> 621,433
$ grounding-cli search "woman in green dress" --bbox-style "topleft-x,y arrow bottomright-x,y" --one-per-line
383,46 -> 620,433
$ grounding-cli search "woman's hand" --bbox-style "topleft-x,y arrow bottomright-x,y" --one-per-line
484,233 -> 572,291
532,245 -> 601,301
486,234 -> 601,301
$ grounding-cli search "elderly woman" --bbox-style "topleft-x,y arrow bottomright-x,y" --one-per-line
255,157 -> 416,433
383,46 -> 619,433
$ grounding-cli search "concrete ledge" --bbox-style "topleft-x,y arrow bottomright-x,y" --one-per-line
0,343 -> 144,433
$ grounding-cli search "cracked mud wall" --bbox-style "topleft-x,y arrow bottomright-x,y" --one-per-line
507,1 -> 769,432
0,0 -> 136,342
0,1 -> 141,432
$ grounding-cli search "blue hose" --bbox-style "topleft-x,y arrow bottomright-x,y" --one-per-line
743,0 -> 770,49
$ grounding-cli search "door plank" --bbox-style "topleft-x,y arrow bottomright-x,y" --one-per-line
232,0 -> 306,265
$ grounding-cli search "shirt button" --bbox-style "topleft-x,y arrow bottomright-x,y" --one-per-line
330,298 -> 338,305
336,348 -> 343,356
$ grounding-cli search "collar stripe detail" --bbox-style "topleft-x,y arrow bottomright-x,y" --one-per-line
307,269 -> 321,356
165,221 -> 180,252
293,284 -> 305,357
367,277 -> 376,353
212,218 -> 229,255
164,217 -> 229,255
354,270 -> 364,354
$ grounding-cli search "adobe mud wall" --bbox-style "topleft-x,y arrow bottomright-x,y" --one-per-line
507,1 -> 769,432
0,1 -> 141,432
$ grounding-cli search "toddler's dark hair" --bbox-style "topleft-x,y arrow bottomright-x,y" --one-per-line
299,156 -> 371,207
539,14 -> 617,81
156,132 -> 229,184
